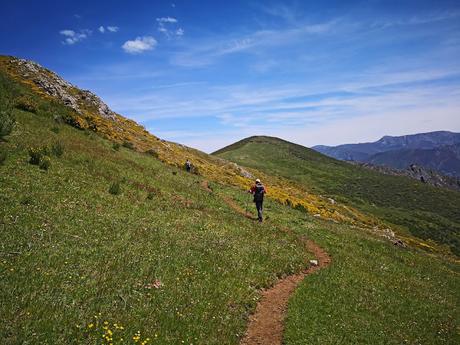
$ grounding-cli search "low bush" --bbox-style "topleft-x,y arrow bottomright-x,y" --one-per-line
28,147 -> 44,165
14,96 -> 37,113
0,148 -> 6,165
51,126 -> 60,134
146,191 -> 156,200
109,182 -> 121,195
0,104 -> 15,140
146,148 -> 159,158
112,142 -> 120,151
122,141 -> 134,149
51,141 -> 64,157
39,156 -> 51,170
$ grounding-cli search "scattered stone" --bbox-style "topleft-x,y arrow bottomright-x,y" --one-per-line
393,239 -> 406,247
313,214 -> 321,218
226,162 -> 254,179
328,198 -> 336,204
309,259 -> 319,266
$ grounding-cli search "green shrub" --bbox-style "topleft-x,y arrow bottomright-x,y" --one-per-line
39,156 -> 51,170
122,141 -> 134,149
51,141 -> 64,157
0,105 -> 15,140
109,182 -> 121,195
51,126 -> 60,134
28,147 -> 44,165
112,142 -> 120,151
146,191 -> 156,200
146,148 -> 159,158
14,96 -> 37,113
0,149 -> 6,165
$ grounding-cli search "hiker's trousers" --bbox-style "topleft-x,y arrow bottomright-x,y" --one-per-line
255,200 -> 263,222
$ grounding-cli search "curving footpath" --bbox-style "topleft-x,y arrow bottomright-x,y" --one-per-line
200,181 -> 332,344
240,238 -> 330,345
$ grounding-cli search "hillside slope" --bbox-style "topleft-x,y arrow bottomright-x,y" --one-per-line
214,136 -> 460,256
0,55 -> 384,229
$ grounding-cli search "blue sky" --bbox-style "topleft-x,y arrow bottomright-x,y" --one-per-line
1,0 -> 460,152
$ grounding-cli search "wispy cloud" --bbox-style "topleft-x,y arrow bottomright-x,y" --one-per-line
106,66 -> 460,139
372,10 -> 460,29
157,17 -> 178,24
156,16 -> 183,38
98,25 -> 119,34
122,36 -> 157,54
60,29 -> 91,45
171,20 -> 336,67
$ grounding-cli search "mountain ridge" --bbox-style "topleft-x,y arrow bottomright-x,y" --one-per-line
312,131 -> 460,176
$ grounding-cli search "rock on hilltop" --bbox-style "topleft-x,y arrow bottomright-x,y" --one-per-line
10,57 -> 117,120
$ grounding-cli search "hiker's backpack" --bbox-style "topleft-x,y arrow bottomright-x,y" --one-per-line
253,184 -> 265,202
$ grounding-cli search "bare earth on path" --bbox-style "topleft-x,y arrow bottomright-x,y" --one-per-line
200,181 -> 332,344
240,239 -> 331,345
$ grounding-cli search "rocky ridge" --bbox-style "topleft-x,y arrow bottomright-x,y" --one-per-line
11,58 -> 117,121
350,161 -> 460,191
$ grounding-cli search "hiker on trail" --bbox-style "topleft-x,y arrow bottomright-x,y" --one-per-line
249,178 -> 266,222
185,159 -> 192,172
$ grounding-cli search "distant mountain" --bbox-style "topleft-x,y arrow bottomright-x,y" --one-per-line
312,131 -> 460,176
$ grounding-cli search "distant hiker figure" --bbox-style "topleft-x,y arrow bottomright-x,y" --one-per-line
185,159 -> 192,173
249,179 -> 266,222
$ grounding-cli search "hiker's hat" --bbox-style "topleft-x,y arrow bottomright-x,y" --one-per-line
255,178 -> 261,183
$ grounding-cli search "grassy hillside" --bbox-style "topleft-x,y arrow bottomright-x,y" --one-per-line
1,58 -> 459,345
0,55 -> 385,229
1,107 -> 312,344
214,136 -> 460,256
225,190 -> 459,345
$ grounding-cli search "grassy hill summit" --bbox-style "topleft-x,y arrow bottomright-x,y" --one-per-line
214,135 -> 460,256
1,57 -> 459,344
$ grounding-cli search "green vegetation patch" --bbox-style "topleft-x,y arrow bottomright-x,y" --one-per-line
215,136 -> 460,256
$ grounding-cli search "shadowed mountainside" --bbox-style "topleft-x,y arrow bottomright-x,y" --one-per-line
214,136 -> 460,256
313,131 -> 460,177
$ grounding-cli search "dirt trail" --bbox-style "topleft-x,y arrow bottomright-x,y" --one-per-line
241,239 -> 330,345
200,182 -> 331,345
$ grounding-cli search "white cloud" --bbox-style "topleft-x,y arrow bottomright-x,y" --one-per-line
156,16 -> 183,38
99,26 -> 119,33
156,17 -> 178,23
60,30 -> 75,37
60,29 -> 91,45
122,36 -> 157,54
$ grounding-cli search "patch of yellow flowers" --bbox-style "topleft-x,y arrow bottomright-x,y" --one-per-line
82,314 -> 151,344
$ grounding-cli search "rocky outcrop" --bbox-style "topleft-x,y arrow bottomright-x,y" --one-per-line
11,58 -> 117,121
351,161 -> 460,191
